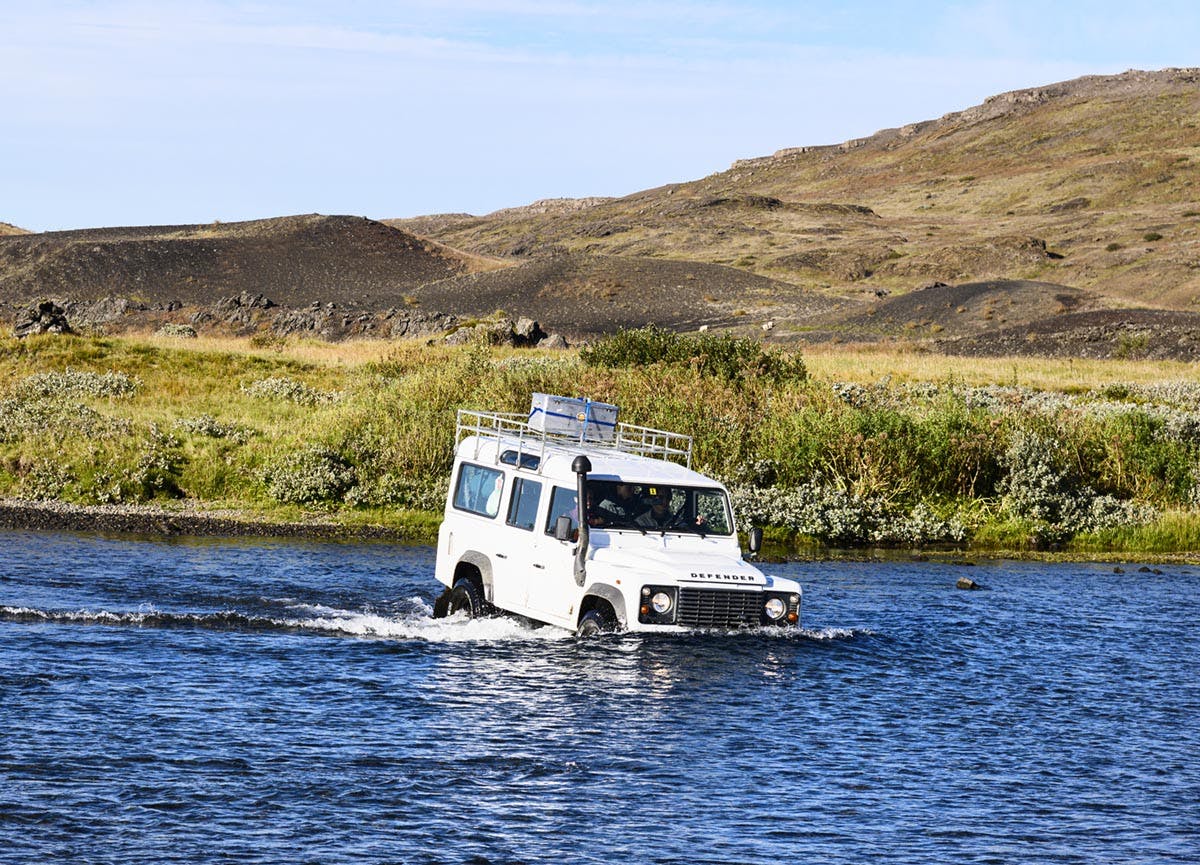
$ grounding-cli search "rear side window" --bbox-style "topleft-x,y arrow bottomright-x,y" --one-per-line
453,463 -> 504,518
506,477 -> 543,531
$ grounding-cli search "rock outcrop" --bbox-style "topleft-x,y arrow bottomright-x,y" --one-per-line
14,301 -> 73,338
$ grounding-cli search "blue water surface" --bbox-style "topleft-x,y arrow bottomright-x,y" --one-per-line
2,529 -> 1198,864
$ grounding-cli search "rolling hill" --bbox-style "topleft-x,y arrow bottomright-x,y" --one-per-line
4,67 -> 1200,356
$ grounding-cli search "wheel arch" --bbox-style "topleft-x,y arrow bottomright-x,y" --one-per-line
579,584 -> 626,629
453,552 -> 493,602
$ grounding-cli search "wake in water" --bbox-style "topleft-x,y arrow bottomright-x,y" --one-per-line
0,602 -> 572,643
2,601 -> 867,644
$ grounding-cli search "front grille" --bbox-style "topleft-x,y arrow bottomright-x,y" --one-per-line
677,587 -> 761,628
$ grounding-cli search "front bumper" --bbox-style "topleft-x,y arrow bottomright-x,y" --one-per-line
637,585 -> 801,628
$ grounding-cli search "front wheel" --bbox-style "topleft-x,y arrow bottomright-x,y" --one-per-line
577,606 -> 618,636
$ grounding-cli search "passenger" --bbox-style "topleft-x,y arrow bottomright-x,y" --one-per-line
568,489 -> 607,528
598,482 -> 643,524
585,488 -> 609,527
635,487 -> 678,529
562,491 -> 579,524
484,475 -> 503,517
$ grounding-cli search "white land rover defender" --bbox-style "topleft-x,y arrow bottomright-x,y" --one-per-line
431,394 -> 801,635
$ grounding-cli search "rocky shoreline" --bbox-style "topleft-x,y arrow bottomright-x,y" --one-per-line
0,498 -> 409,541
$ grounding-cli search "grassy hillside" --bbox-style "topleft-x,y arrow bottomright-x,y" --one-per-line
4,330 -> 1200,556
394,69 -> 1200,310
5,70 -> 1199,355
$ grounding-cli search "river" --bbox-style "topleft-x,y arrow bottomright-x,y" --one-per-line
2,529 -> 1198,864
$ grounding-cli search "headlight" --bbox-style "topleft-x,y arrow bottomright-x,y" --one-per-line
763,597 -> 786,620
639,586 -> 677,624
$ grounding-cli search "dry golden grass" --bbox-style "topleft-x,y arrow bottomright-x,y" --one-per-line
131,332 -> 1200,393
801,344 -> 1200,389
140,333 -> 418,367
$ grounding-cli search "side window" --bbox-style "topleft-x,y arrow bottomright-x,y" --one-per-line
506,477 -> 543,531
453,463 -> 504,518
544,486 -> 578,535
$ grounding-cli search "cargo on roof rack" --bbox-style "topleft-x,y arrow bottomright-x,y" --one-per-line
456,396 -> 693,469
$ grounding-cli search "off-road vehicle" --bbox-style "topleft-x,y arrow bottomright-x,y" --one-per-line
432,394 -> 801,634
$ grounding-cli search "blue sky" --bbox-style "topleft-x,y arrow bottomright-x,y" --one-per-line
4,1 -> 1198,232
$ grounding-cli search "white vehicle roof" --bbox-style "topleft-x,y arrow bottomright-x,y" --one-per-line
456,434 -> 720,487
454,408 -> 720,487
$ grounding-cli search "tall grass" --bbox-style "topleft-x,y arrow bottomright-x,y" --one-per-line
4,329 -> 1200,553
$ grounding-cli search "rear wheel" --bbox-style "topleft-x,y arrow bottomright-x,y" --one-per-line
577,605 -> 618,636
432,588 -> 452,618
447,578 -> 484,618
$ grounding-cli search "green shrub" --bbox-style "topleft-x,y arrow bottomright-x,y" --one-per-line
174,414 -> 254,444
345,475 -> 449,511
1093,410 -> 1194,502
579,325 -> 806,384
155,324 -> 197,339
998,429 -> 1155,543
241,376 -> 342,407
17,459 -> 75,501
0,395 -> 132,443
261,446 -> 357,505
15,369 -> 140,399
76,425 -> 185,504
728,482 -> 966,546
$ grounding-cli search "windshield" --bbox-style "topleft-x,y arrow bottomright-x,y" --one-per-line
584,479 -> 734,536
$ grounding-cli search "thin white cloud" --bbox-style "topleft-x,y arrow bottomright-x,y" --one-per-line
4,0 -> 1197,231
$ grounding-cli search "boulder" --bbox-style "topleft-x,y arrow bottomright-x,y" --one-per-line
387,311 -> 459,339
216,292 -> 275,311
537,334 -> 569,349
514,317 -> 548,345
445,317 -> 530,347
14,301 -> 73,338
79,295 -> 132,324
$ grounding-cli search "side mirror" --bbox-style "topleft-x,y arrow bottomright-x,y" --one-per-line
554,514 -> 574,542
747,526 -> 763,556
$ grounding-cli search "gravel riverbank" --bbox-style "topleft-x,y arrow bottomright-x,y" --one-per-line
0,499 -> 408,541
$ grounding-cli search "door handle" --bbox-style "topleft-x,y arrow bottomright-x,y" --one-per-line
495,553 -> 508,559
532,563 -> 545,569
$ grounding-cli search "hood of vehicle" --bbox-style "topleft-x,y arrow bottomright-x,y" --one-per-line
591,545 -> 768,587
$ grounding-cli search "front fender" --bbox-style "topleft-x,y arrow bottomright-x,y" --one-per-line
583,583 -> 627,628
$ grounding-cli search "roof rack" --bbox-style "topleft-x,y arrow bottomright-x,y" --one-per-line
456,409 -> 693,469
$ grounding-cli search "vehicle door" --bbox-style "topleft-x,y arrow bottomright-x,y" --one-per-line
524,484 -> 584,626
499,475 -> 546,618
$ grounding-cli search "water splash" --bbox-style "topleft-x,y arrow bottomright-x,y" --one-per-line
0,603 -> 571,644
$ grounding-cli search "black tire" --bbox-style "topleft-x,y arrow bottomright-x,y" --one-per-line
432,588 -> 452,619
447,578 -> 484,618
577,605 -> 618,636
